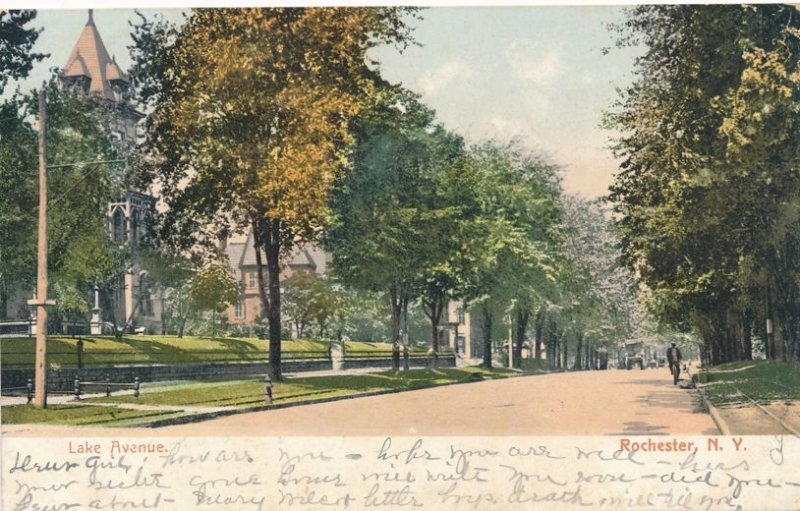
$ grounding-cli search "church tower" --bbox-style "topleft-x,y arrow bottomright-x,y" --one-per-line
62,10 -> 159,334
63,9 -> 142,147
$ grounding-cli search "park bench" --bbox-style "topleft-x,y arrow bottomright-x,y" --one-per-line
74,375 -> 140,400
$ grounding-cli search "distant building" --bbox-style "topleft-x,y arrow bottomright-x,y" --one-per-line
445,301 -> 473,359
224,232 -> 330,328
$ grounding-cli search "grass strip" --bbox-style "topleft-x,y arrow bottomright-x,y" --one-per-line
699,360 -> 800,408
82,367 -> 513,409
1,404 -> 176,426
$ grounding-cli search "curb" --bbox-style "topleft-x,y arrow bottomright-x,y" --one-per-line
139,371 -> 521,429
695,373 -> 800,437
696,384 -> 731,435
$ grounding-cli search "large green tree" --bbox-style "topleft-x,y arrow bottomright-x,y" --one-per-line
459,142 -> 562,369
0,9 -> 46,318
327,91 -> 450,370
608,5 -> 800,364
131,8 -> 416,380
0,10 -> 46,95
1,79 -> 126,325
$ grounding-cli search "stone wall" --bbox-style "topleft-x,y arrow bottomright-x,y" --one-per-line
343,355 -> 456,370
1,355 -> 455,392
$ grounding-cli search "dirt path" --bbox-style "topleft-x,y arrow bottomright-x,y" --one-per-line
2,368 -> 719,436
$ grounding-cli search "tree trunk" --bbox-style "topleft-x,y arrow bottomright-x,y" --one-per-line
514,309 -> 529,368
0,287 -> 8,320
253,219 -> 282,380
534,308 -> 544,359
424,298 -> 444,369
178,314 -> 187,338
402,296 -> 410,372
252,222 -> 270,331
265,220 -> 283,380
573,331 -> 583,370
159,291 -> 167,335
554,335 -> 561,370
389,285 -> 401,373
547,319 -> 557,369
481,303 -> 492,369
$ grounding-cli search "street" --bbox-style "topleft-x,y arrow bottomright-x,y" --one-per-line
2,368 -> 720,437
175,368 -> 719,436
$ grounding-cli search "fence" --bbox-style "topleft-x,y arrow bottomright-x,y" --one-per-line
1,354 -> 457,392
0,320 -> 33,338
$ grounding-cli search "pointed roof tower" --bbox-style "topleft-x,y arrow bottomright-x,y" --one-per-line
63,10 -> 121,100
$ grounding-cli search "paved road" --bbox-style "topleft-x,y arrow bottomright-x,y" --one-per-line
4,367 -> 718,436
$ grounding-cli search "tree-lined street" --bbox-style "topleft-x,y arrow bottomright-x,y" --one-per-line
2,6 -> 799,434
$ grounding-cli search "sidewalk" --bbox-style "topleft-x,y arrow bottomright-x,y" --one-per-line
0,366 -> 415,414
702,395 -> 800,435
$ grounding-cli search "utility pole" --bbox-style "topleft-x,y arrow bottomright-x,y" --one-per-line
28,86 -> 54,408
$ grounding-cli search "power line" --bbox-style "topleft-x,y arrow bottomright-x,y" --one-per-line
48,158 -> 126,170
48,159 -> 127,207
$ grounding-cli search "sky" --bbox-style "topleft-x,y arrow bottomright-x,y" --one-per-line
16,7 -> 643,198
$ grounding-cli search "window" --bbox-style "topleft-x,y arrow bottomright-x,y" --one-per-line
456,307 -> 465,325
131,209 -> 140,244
112,208 -> 125,243
235,301 -> 245,319
248,272 -> 257,289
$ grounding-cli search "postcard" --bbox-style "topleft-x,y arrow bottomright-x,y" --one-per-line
1,2 -> 799,510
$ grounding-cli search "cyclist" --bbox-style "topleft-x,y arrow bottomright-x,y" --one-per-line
666,342 -> 683,385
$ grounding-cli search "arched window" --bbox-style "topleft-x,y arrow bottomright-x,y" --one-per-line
112,208 -> 125,243
131,209 -> 141,244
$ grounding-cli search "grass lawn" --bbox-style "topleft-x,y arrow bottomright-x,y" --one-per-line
517,358 -> 551,373
0,404 -> 178,426
699,360 -> 800,407
0,336 -> 447,369
1,335 -> 335,368
84,367 -> 513,409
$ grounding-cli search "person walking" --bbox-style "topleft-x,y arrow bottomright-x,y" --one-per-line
666,342 -> 683,385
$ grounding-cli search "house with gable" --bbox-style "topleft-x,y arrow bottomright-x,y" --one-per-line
224,233 -> 330,330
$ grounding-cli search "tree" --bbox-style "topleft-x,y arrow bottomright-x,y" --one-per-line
0,9 -> 45,317
137,247 -> 196,335
0,78 -> 127,327
328,90 -> 469,368
0,10 -> 46,95
557,196 -> 637,370
282,272 -> 341,339
608,5 -> 800,364
188,260 -> 240,337
0,97 -> 37,319
131,8 -> 416,380
459,141 -> 562,369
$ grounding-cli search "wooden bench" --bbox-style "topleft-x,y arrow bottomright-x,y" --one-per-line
74,375 -> 140,399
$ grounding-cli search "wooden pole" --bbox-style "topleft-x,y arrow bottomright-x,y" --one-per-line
33,86 -> 49,408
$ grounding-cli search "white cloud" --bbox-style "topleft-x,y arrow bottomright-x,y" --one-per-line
417,61 -> 474,96
504,40 -> 564,85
